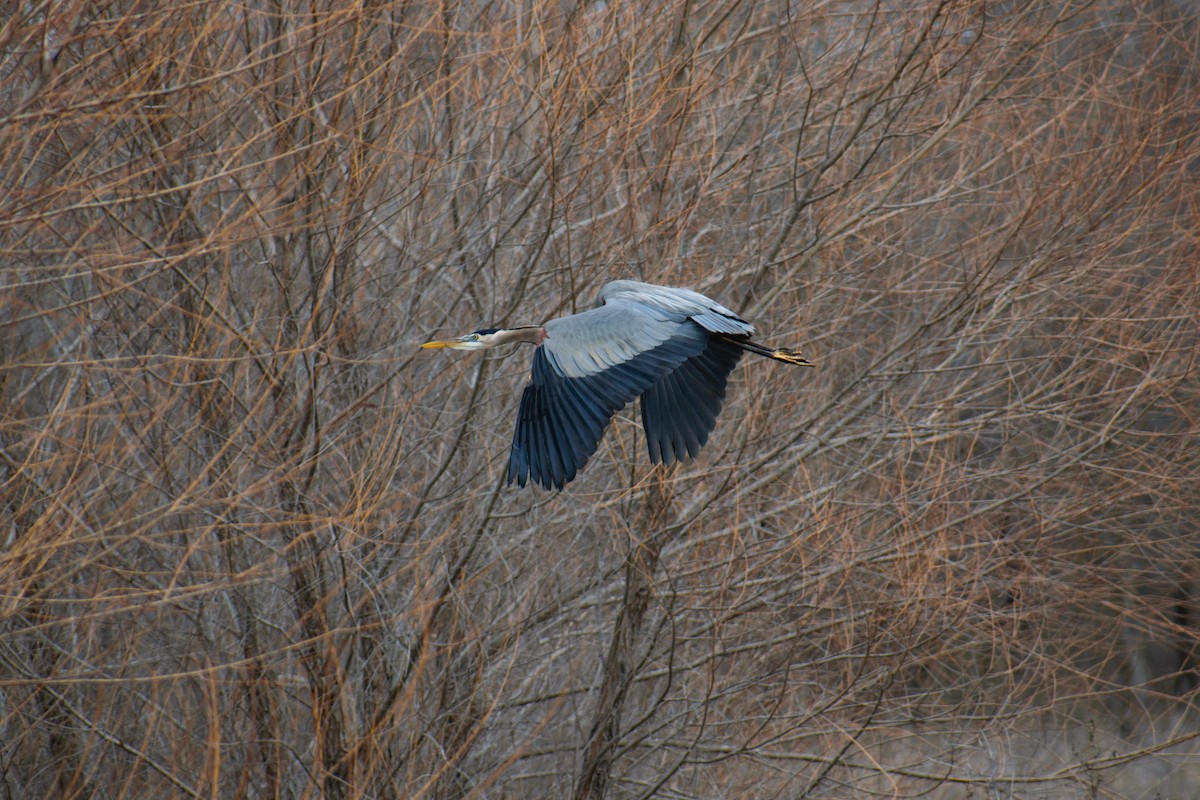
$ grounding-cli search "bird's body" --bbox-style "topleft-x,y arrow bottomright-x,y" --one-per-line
422,280 -> 812,489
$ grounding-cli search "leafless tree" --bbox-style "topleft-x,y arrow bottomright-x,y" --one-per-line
0,0 -> 1196,797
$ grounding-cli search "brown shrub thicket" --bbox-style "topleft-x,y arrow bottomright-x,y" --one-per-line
1,0 -> 1197,797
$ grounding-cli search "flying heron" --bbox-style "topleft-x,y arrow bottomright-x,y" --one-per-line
421,279 -> 813,489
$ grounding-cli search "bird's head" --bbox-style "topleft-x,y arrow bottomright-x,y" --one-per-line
420,327 -> 503,350
421,326 -> 546,350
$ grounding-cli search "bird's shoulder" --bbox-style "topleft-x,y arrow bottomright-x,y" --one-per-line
597,280 -> 754,336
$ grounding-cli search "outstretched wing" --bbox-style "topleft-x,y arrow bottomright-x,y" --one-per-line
640,337 -> 744,465
602,281 -> 752,466
507,301 -> 706,489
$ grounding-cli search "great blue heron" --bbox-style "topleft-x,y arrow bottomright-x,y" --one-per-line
421,280 -> 813,489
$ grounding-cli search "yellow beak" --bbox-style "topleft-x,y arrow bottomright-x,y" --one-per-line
420,336 -> 486,350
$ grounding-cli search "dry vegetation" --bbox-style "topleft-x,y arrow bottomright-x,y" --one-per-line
2,0 -> 1198,797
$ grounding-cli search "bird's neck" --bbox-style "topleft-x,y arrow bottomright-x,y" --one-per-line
497,326 -> 547,346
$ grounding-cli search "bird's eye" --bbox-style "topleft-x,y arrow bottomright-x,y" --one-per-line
471,334 -> 481,341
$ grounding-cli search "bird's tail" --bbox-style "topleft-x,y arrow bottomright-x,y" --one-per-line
718,335 -> 814,367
